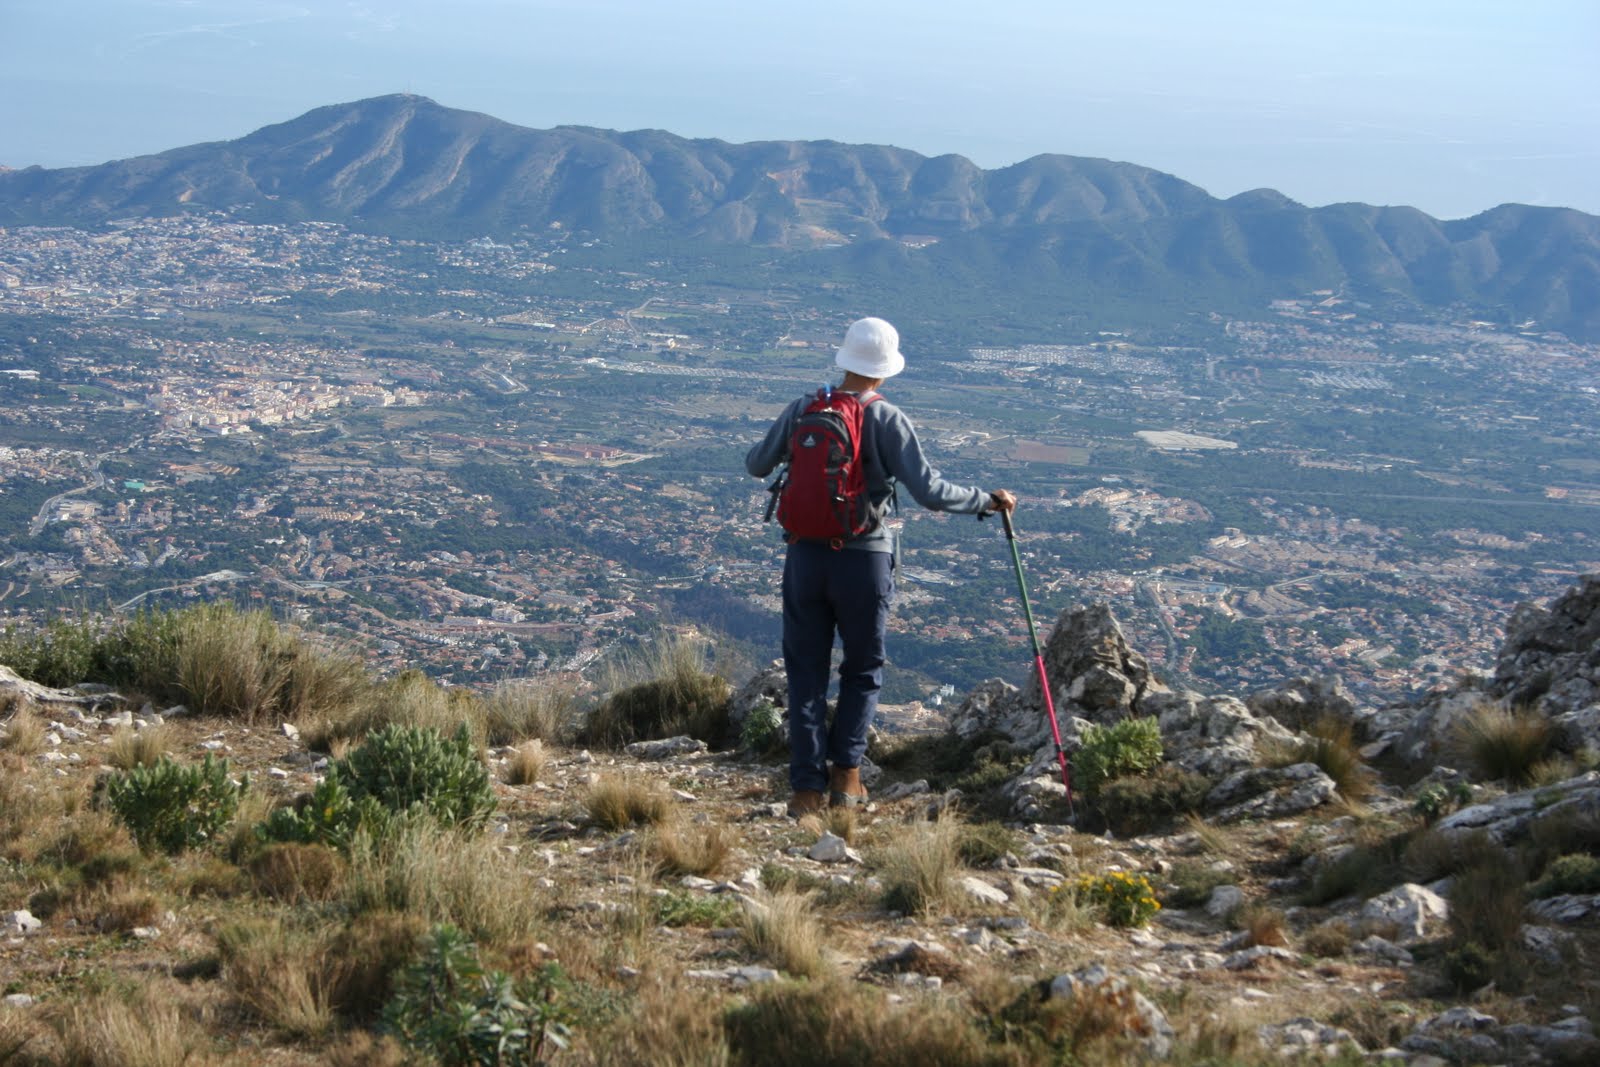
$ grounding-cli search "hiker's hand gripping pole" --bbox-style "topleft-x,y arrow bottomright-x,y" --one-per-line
1000,509 -> 1075,814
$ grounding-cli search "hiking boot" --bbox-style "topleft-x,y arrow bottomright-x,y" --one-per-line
828,766 -> 868,809
786,790 -> 826,818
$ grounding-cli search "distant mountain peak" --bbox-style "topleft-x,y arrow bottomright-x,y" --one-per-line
0,96 -> 1595,339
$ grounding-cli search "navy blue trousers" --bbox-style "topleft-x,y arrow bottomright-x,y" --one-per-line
781,542 -> 894,793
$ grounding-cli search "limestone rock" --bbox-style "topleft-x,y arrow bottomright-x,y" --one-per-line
960,876 -> 1009,906
1493,575 -> 1600,711
1036,604 -> 1166,723
1149,691 -> 1296,778
1257,1017 -> 1362,1059
1207,763 -> 1339,823
3,909 -> 42,934
1361,884 -> 1449,945
947,678 -> 1032,743
1047,964 -> 1174,1059
0,665 -> 95,708
727,661 -> 786,734
807,833 -> 859,864
1387,686 -> 1491,768
623,736 -> 707,760
1204,885 -> 1245,920
1248,675 -> 1363,734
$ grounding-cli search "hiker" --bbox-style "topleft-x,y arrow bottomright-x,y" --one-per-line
745,316 -> 1016,817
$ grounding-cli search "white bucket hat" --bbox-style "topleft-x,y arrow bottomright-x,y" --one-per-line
834,317 -> 906,379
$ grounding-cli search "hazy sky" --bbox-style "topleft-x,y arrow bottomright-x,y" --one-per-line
3,0 -> 1596,219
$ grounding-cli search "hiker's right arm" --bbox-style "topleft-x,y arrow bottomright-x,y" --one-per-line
876,406 -> 989,514
745,400 -> 799,478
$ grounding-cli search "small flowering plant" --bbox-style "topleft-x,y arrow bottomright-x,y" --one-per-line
1073,870 -> 1162,928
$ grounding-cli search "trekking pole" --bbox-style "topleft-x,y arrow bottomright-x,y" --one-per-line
999,509 -> 1075,816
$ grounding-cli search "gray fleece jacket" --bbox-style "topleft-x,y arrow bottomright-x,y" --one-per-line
745,389 -> 990,554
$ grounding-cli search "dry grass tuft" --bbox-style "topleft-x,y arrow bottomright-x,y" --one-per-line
1233,904 -> 1290,948
1179,813 -> 1239,857
0,1007 -> 43,1066
90,887 -> 162,934
876,813 -> 964,916
1455,702 -> 1553,787
105,724 -> 173,770
248,841 -> 345,904
483,680 -> 576,745
214,911 -> 422,1036
585,972 -> 732,1066
724,979 -> 1012,1067
172,603 -> 370,725
221,788 -> 278,865
1,704 -> 46,756
303,668 -> 486,751
1284,716 -> 1377,800
50,983 -> 216,1067
583,632 -> 731,749
587,773 -> 674,830
1401,826 -> 1503,884
322,1031 -> 412,1067
1444,852 -> 1530,992
501,739 -> 548,786
823,806 -> 860,844
342,819 -> 542,949
739,888 -> 829,979
216,919 -> 342,1039
1302,921 -> 1352,958
653,821 -> 735,879
0,758 -> 67,857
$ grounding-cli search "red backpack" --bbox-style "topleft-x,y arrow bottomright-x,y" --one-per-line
765,387 -> 883,545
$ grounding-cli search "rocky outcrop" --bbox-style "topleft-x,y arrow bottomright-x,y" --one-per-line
1492,575 -> 1600,755
1493,575 -> 1600,710
1367,575 -> 1600,770
1247,675 -> 1363,734
1034,604 -> 1166,722
945,602 -> 1332,819
0,664 -> 101,709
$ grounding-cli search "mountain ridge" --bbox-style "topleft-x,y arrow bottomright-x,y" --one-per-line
1,94 -> 1596,338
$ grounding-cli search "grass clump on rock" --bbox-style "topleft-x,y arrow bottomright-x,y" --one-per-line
1455,702 -> 1553,787
582,633 -> 731,748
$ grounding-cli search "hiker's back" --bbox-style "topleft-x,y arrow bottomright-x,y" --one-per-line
773,387 -> 882,544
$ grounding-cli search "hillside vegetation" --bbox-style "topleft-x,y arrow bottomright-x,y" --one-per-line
1,592 -> 1599,1065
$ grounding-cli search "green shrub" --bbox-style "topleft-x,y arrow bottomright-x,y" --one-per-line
105,755 -> 246,853
260,724 -> 495,849
1074,717 -> 1163,797
382,924 -> 572,1066
337,723 -> 496,831
1444,856 -> 1528,992
738,699 -> 783,755
1161,861 -> 1234,910
1411,780 -> 1473,823
1073,871 -> 1162,927
258,776 -> 386,850
655,891 -> 738,928
1092,765 -> 1211,835
93,608 -> 185,698
0,615 -> 101,688
1533,853 -> 1600,898
957,822 -> 1023,868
